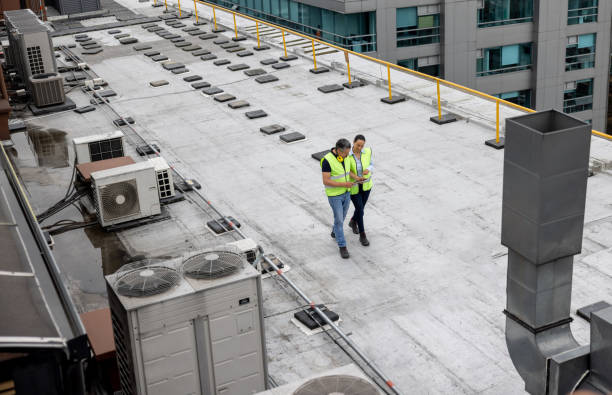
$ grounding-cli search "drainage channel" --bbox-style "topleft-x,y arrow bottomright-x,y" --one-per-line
58,45 -> 403,395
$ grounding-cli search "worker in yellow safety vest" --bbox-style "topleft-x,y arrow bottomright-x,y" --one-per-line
346,134 -> 373,246
320,139 -> 354,259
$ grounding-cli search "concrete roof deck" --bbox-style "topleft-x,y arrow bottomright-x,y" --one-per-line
8,2 -> 612,393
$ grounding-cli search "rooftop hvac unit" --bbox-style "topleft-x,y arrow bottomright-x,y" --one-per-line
4,9 -> 57,81
256,364 -> 380,395
90,161 -> 161,228
106,249 -> 267,395
72,130 -> 125,164
29,73 -> 65,107
147,156 -> 175,199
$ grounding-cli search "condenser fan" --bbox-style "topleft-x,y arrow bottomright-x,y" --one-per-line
293,375 -> 380,395
115,266 -> 181,297
182,250 -> 244,279
100,179 -> 140,220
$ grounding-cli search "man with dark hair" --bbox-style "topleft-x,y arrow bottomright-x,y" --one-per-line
320,139 -> 354,259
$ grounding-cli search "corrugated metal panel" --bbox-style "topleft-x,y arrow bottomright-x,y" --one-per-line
57,0 -> 100,14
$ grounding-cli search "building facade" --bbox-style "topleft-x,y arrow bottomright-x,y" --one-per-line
207,0 -> 611,131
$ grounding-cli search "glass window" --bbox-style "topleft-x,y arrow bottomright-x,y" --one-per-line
396,6 -> 440,47
563,79 -> 593,113
206,0 -> 377,52
478,0 -> 533,28
566,33 -> 596,71
398,57 -> 440,77
568,0 -> 598,25
476,43 -> 532,76
494,89 -> 532,108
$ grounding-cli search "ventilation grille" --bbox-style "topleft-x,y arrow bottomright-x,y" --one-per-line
88,137 -> 124,162
182,250 -> 244,279
99,179 -> 140,221
115,266 -> 181,297
110,308 -> 135,395
156,169 -> 172,198
26,46 -> 44,74
293,375 -> 380,395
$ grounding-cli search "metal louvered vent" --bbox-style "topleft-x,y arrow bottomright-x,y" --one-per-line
293,375 -> 380,395
115,267 -> 181,297
100,179 -> 140,221
182,250 -> 244,279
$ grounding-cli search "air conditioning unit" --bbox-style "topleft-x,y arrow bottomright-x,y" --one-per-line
106,249 -> 267,395
4,9 -> 57,81
90,161 -> 161,228
29,73 -> 65,107
256,363 -> 380,395
72,130 -> 125,164
147,156 -> 175,199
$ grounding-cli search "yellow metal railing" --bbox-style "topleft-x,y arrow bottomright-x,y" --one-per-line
176,0 -> 611,142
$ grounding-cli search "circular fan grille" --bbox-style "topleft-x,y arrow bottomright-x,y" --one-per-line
293,375 -> 380,395
100,180 -> 140,220
182,251 -> 244,279
115,266 -> 181,297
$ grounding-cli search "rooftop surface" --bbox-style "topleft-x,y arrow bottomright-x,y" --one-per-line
5,1 -> 612,393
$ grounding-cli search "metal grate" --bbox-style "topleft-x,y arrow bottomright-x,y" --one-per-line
157,169 -> 172,198
182,250 -> 244,279
26,46 -> 45,75
88,137 -> 124,162
115,266 -> 181,297
293,375 -> 380,395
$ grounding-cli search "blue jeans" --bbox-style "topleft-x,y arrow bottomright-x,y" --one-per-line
327,192 -> 351,247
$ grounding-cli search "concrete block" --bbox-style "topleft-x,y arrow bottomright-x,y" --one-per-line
261,58 -> 278,65
309,67 -> 329,74
228,63 -> 249,71
200,54 -> 218,61
150,80 -> 169,87
280,132 -> 305,143
244,68 -> 266,77
214,93 -> 236,102
151,55 -> 168,61
237,51 -> 253,57
280,54 -> 298,61
271,62 -> 290,70
318,84 -> 343,94
183,75 -> 202,82
191,81 -> 211,89
381,95 -> 406,104
213,59 -> 231,66
430,114 -> 458,125
245,110 -> 267,119
192,49 -> 210,56
260,125 -> 285,135
202,87 -> 223,95
228,100 -> 249,109
255,74 -> 278,84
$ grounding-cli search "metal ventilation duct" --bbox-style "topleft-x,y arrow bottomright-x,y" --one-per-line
502,110 -> 612,394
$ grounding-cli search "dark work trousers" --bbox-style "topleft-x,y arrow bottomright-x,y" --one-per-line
350,186 -> 371,233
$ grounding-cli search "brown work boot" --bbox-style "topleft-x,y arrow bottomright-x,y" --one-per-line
359,232 -> 370,246
339,246 -> 349,259
349,218 -> 358,234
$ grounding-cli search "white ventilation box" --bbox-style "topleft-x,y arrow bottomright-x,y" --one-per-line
106,249 -> 268,395
90,161 -> 161,228
256,363 -> 380,395
29,73 -> 65,107
147,156 -> 175,199
227,238 -> 258,263
72,130 -> 125,164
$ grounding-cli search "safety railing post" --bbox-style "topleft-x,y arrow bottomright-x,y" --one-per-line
485,99 -> 505,149
387,65 -> 392,100
346,51 -> 352,85
437,80 -> 442,120
193,0 -> 198,23
212,5 -> 217,30
177,0 -> 181,17
163,0 -> 167,11
496,100 -> 500,142
256,22 -> 260,48
281,30 -> 287,57
233,13 -> 238,38
311,40 -> 317,69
